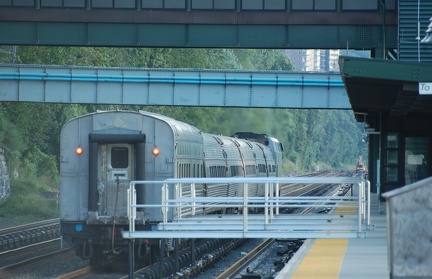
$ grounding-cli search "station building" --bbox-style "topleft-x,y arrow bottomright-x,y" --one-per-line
338,1 -> 432,198
339,57 -> 432,196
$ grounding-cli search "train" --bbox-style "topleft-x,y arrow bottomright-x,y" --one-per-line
59,110 -> 284,265
355,156 -> 367,174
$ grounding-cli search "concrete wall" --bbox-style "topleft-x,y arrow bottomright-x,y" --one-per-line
383,177 -> 432,278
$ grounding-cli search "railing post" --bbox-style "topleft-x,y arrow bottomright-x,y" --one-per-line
127,186 -> 131,233
177,183 -> 181,220
127,182 -> 136,233
264,183 -> 269,226
269,183 -> 274,220
243,183 -> 248,236
162,183 -> 168,225
191,183 -> 196,216
362,180 -> 367,222
275,182 -> 280,215
357,182 -> 362,234
366,180 -> 371,227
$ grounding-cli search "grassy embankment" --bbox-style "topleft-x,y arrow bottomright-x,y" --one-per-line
0,177 -> 59,224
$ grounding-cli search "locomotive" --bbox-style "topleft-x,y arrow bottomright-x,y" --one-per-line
59,110 -> 283,265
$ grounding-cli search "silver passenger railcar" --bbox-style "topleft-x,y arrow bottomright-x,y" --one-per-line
59,110 -> 283,265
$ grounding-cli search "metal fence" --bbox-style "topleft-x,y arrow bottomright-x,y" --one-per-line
123,176 -> 372,240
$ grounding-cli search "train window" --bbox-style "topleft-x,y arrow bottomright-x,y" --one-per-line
230,166 -> 243,177
245,165 -> 256,175
209,165 -> 227,177
111,147 -> 128,168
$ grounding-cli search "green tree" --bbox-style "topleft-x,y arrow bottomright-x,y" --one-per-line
0,109 -> 25,152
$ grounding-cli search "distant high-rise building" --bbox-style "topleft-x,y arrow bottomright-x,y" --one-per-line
283,49 -> 341,72
282,49 -> 307,71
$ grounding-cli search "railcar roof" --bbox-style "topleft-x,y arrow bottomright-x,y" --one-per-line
138,110 -> 201,136
63,110 -> 202,138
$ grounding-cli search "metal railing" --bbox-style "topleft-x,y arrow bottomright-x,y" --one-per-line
123,176 -> 371,239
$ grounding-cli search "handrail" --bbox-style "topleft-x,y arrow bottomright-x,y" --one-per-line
124,176 -> 370,239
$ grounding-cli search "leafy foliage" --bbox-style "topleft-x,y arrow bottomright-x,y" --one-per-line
0,108 -> 25,153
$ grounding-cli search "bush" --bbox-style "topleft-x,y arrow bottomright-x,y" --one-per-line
0,178 -> 58,219
282,160 -> 298,175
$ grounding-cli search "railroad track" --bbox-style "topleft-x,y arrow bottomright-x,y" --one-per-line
215,239 -> 275,279
0,218 -> 60,252
0,219 -> 71,277
0,238 -> 61,263
59,240 -> 243,279
57,265 -> 94,279
0,246 -> 73,276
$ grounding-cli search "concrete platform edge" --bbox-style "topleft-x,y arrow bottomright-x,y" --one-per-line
275,238 -> 315,279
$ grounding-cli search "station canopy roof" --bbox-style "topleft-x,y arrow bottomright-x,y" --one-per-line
338,56 -> 432,123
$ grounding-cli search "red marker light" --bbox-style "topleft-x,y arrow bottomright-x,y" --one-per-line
75,147 -> 84,155
152,147 -> 160,156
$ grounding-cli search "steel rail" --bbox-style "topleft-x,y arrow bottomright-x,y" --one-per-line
0,218 -> 59,235
0,238 -> 60,258
0,248 -> 72,276
215,239 -> 275,279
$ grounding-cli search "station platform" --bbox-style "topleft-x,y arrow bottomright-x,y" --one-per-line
276,193 -> 388,279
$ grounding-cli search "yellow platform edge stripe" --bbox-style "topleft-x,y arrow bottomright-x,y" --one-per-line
291,238 -> 348,279
291,202 -> 354,278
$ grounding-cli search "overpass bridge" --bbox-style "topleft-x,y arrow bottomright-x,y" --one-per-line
0,64 -> 349,108
0,0 -> 397,53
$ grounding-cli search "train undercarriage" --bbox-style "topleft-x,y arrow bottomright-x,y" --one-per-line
61,221 -> 180,267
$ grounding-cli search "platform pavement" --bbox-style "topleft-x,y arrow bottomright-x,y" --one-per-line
276,194 -> 388,279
